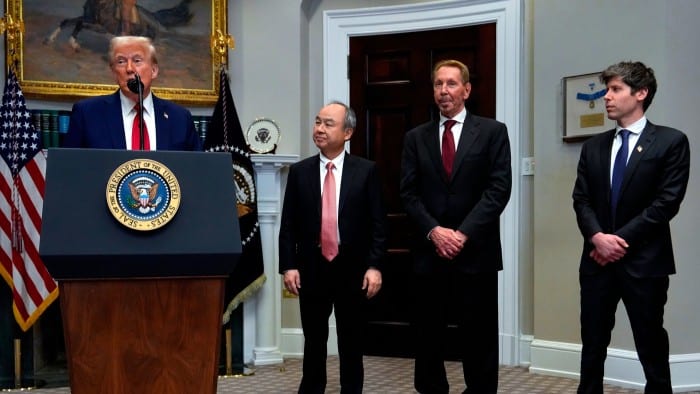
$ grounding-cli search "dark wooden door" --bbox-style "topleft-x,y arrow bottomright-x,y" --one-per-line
349,24 -> 496,359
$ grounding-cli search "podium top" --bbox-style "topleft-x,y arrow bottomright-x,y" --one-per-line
40,148 -> 242,279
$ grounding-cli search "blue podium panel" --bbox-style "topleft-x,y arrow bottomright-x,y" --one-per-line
40,148 -> 241,279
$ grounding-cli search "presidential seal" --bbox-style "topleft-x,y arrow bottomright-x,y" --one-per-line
106,159 -> 181,231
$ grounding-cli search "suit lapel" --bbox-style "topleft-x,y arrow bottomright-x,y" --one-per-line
306,156 -> 322,220
451,113 -> 480,180
599,129 -> 616,194
338,153 -> 356,216
421,120 -> 447,181
153,95 -> 169,150
107,92 -> 127,149
621,122 -> 656,192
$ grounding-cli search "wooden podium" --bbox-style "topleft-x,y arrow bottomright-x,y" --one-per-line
40,149 -> 241,394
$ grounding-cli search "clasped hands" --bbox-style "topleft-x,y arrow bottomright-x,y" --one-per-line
589,232 -> 629,266
431,226 -> 467,260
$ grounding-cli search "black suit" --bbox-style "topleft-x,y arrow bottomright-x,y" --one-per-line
279,153 -> 386,394
400,113 -> 511,394
572,121 -> 690,394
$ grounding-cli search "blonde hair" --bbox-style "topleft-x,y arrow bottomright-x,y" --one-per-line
432,59 -> 470,83
109,36 -> 158,66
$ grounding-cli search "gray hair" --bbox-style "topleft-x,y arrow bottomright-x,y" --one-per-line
327,100 -> 356,130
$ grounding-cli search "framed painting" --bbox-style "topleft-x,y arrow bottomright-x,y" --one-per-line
562,72 -> 615,142
5,0 -> 227,105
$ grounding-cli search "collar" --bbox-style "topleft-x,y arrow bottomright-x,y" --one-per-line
616,116 -> 647,136
320,151 -> 346,168
439,107 -> 467,126
120,90 -> 155,118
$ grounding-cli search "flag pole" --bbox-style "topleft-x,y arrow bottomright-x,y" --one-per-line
1,10 -> 47,392
2,9 -> 29,391
225,328 -> 233,375
13,339 -> 21,388
210,27 -> 257,380
1,9 -> 25,72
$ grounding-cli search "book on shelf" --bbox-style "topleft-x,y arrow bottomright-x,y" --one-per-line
32,109 -> 70,148
29,109 -> 212,148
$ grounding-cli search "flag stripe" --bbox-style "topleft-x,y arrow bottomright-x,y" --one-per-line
18,201 -> 55,296
11,247 -> 43,312
0,69 -> 57,331
0,165 -> 14,277
18,164 -> 45,245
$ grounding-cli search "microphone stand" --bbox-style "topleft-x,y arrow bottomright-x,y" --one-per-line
127,74 -> 145,150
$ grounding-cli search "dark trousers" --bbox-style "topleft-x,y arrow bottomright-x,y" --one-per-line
298,253 -> 367,394
414,269 -> 499,394
578,266 -> 671,394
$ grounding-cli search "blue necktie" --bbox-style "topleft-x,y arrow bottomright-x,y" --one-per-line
610,129 -> 630,217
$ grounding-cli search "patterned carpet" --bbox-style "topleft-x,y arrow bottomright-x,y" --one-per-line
19,356 -> 698,393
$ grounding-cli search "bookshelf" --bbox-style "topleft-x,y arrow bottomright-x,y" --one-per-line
29,109 -> 212,148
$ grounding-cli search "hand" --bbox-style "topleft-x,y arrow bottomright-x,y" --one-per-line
589,232 -> 628,266
430,226 -> 466,260
283,269 -> 301,296
362,268 -> 382,299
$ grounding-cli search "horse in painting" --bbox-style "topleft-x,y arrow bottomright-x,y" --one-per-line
44,0 -> 193,50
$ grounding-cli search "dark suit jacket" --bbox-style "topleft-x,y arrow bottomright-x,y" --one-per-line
63,91 -> 203,151
278,153 -> 386,287
400,113 -> 512,274
572,121 -> 690,277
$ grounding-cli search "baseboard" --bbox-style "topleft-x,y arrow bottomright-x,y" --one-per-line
280,328 -> 305,357
281,326 -> 338,358
530,338 -> 700,392
282,328 -> 523,363
519,334 -> 534,367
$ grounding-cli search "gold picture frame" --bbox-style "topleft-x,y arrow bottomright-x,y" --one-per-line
562,72 -> 615,142
5,0 -> 227,105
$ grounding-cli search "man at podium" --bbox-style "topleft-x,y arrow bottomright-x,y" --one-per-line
63,35 -> 202,151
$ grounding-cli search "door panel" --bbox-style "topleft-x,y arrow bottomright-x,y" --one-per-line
350,24 -> 496,359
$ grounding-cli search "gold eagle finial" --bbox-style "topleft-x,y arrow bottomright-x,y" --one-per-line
211,29 -> 235,67
1,12 -> 26,70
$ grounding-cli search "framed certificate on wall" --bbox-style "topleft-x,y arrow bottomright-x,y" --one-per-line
563,72 -> 615,142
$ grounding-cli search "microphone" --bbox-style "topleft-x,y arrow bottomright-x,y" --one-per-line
127,74 -> 144,94
127,74 -> 146,150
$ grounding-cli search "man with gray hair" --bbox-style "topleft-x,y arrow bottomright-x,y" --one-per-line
280,101 -> 386,393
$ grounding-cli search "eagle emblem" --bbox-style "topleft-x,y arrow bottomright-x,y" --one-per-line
107,159 -> 180,231
128,180 -> 161,213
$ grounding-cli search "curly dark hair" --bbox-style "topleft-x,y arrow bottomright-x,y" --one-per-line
600,61 -> 657,111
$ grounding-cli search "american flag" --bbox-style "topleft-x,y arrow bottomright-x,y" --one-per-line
0,69 -> 58,331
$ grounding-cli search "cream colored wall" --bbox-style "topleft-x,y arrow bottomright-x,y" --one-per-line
227,0 -> 306,331
10,0 -> 698,360
281,0 -> 437,332
290,0 -> 537,342
532,0 -> 700,353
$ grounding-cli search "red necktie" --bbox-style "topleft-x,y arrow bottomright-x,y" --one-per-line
320,162 -> 338,261
442,120 -> 457,177
132,105 -> 150,150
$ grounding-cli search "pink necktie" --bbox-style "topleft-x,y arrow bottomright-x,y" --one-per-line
132,105 -> 150,150
321,162 -> 338,261
442,120 -> 457,177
